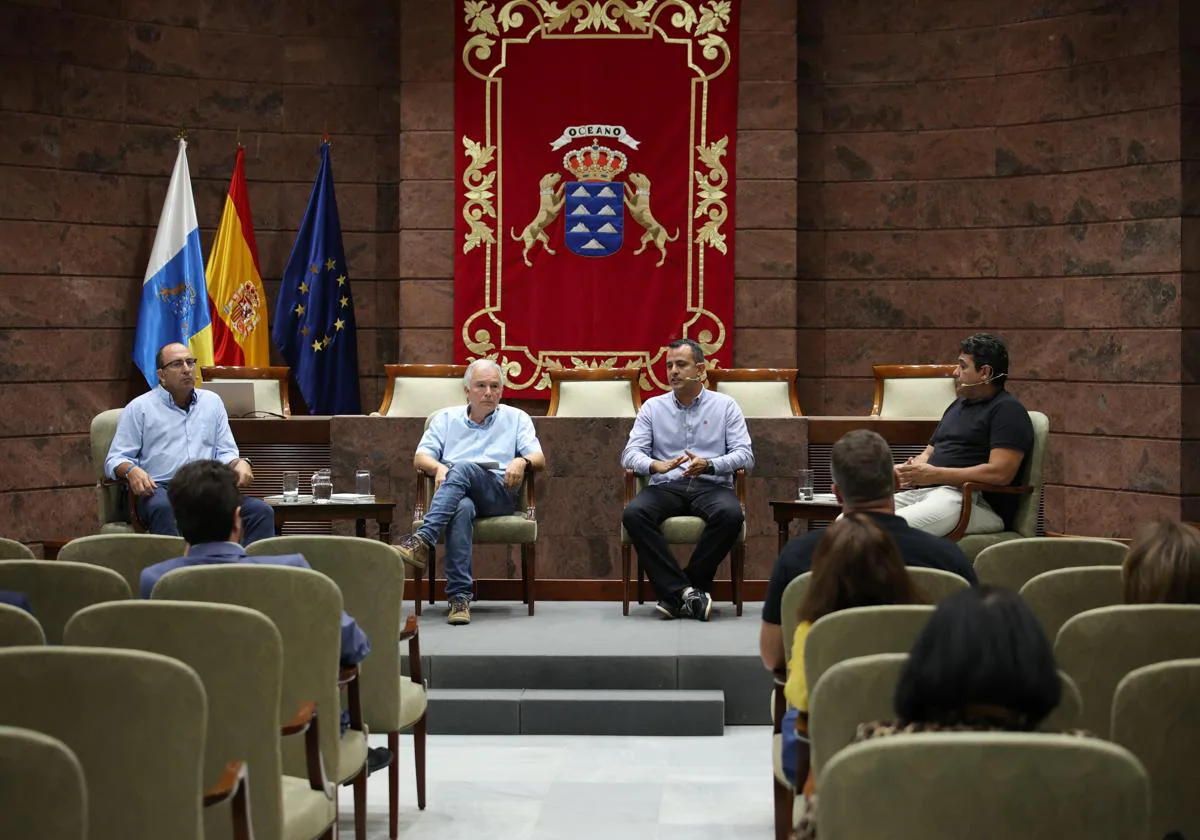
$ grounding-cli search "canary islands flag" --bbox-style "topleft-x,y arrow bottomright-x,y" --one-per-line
271,141 -> 361,414
132,138 -> 213,387
206,146 -> 269,366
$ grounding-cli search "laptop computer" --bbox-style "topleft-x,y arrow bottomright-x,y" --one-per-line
202,381 -> 258,418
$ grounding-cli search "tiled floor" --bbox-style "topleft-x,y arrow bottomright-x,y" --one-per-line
337,727 -> 775,839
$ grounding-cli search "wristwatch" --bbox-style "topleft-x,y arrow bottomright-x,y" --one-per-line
703,463 -> 716,475
518,456 -> 532,469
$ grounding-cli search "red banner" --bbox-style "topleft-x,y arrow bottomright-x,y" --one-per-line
454,1 -> 739,397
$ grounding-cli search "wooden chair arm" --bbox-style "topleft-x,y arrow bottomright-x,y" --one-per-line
524,470 -> 537,521
203,760 -> 253,840
734,469 -> 747,512
623,469 -> 638,505
413,469 -> 433,521
771,669 -> 788,733
339,664 -> 364,731
279,700 -> 333,795
102,476 -> 146,532
399,614 -> 423,683
945,482 -> 1033,541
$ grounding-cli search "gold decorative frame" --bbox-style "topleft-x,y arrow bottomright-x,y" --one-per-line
458,0 -> 734,392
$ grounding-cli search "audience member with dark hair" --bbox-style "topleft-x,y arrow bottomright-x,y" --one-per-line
1123,519 -> 1200,605
778,513 -> 924,788
794,586 -> 1081,840
139,460 -> 392,778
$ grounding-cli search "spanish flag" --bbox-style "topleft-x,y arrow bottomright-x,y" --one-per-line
206,146 -> 269,366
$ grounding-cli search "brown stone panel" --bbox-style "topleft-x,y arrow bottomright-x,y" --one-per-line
1058,329 -> 1181,383
0,221 -> 65,275
0,165 -> 59,222
823,0 -> 916,35
1059,107 -> 1181,172
399,279 -> 453,328
822,181 -> 919,230
125,20 -> 200,77
740,32 -> 797,81
911,1 -> 999,31
795,375 -> 825,416
284,85 -> 380,134
912,128 -> 995,179
820,377 -> 872,416
198,30 -> 284,84
916,26 -> 998,80
60,223 -> 150,279
0,381 -> 132,437
795,231 -> 825,279
915,77 -> 998,130
994,123 -> 1063,177
1063,275 -> 1182,329
399,327 -> 454,363
1063,487 -> 1180,538
823,83 -> 918,132
733,229 -> 796,279
283,37 -> 388,87
0,58 -> 60,115
58,64 -> 127,121
735,329 -> 798,369
0,2 -> 60,61
738,81 -> 800,131
0,329 -> 131,383
532,536 -> 621,580
58,11 -> 129,71
398,180 -> 454,230
994,15 -> 1080,75
735,130 -> 798,180
1058,163 -> 1182,225
399,131 -> 454,180
1041,482 -> 1065,534
825,279 -> 1064,330
823,33 -> 920,84
823,131 -> 919,181
736,180 -> 798,230
919,229 -> 1000,278
0,435 -> 94,492
735,278 -> 797,330
795,281 -> 826,329
825,231 -> 920,279
997,227 -> 1063,278
917,180 -> 1003,229
1071,52 -> 1181,120
0,487 -> 98,543
1013,381 -> 1180,439
398,82 -> 454,132
197,79 -> 285,131
1048,435 -> 1181,494
120,0 -> 197,26
0,276 -> 139,329
1061,218 -> 1182,277
741,0 -> 798,32
399,12 -> 453,82
197,0 -> 286,34
823,328 -> 958,377
535,477 -> 623,538
795,329 -> 826,378
398,229 -> 453,278
743,419 -> 808,479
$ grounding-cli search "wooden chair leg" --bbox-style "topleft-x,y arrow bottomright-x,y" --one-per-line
353,762 -> 367,840
412,564 -> 422,616
733,543 -> 745,617
524,544 -> 536,616
621,544 -> 631,616
637,563 -> 646,604
428,547 -> 437,606
773,778 -> 793,840
388,730 -> 399,839
414,714 -> 427,810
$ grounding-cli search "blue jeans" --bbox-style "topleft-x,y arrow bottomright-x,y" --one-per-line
137,485 -> 276,545
416,463 -> 517,599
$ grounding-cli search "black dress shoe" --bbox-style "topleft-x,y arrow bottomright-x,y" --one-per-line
342,746 -> 393,785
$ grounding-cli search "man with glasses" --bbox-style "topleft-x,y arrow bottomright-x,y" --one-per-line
104,342 -> 274,543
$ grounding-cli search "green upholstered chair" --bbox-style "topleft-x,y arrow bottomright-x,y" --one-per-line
374,364 -> 468,417
200,365 -> 291,416
819,733 -> 1149,840
151,564 -> 370,840
412,457 -> 538,617
1055,605 -> 1200,737
707,367 -> 802,417
0,561 -> 129,644
869,364 -> 958,418
803,605 -> 936,696
0,603 -> 45,647
90,408 -> 141,533
975,536 -> 1127,591
249,535 -> 428,840
1019,566 -> 1124,642
950,410 -> 1050,559
807,653 -> 1083,780
546,368 -> 642,417
770,571 -> 809,840
66,600 -> 335,840
0,646 -> 251,840
0,538 -> 34,559
0,725 -> 87,840
1112,659 -> 1200,840
57,533 -> 187,596
620,470 -> 747,617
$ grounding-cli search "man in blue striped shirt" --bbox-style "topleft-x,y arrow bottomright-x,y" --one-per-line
621,339 -> 754,620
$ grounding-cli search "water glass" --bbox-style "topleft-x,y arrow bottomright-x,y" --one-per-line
798,468 -> 814,501
356,469 -> 372,499
312,470 -> 332,504
281,471 -> 299,503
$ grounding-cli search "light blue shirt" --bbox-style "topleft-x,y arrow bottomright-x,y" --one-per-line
621,387 -> 754,486
105,386 -> 240,482
416,404 -> 542,479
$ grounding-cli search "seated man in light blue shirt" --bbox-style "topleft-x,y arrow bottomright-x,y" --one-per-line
621,338 -> 754,621
104,342 -> 274,544
393,359 -> 545,626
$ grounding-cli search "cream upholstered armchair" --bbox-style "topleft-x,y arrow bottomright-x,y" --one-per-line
0,725 -> 87,840
374,364 -> 468,417
1018,566 -> 1125,642
65,600 -> 336,840
547,368 -> 642,417
0,647 -> 252,840
870,363 -> 958,418
0,561 -> 130,644
90,408 -> 142,533
200,365 -> 291,416
57,533 -> 187,595
706,368 -> 801,417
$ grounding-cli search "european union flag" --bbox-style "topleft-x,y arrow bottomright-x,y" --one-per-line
272,142 -> 361,414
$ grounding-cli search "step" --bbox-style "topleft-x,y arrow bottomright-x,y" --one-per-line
425,688 -> 726,736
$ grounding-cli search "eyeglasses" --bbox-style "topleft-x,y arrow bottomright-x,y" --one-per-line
160,358 -> 198,371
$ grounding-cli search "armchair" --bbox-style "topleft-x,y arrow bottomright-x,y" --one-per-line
870,364 -> 958,418
0,538 -> 33,559
619,470 -> 746,616
375,364 -> 468,417
200,365 -> 291,416
546,368 -> 642,417
0,725 -> 86,840
90,408 -> 144,533
706,368 -> 801,417
0,561 -> 130,643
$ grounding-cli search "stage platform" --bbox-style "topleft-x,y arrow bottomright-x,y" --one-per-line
402,600 -> 773,736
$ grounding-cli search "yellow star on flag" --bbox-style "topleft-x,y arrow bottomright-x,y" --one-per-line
311,340 -> 323,352
336,275 -> 346,286
322,335 -> 332,348
300,326 -> 310,337
298,281 -> 309,294
309,263 -> 319,274
334,318 -> 345,331
339,296 -> 350,308
325,258 -> 336,271
294,304 -> 305,317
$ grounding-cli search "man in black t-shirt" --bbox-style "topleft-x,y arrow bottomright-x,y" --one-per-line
893,333 -> 1034,538
760,430 -> 974,672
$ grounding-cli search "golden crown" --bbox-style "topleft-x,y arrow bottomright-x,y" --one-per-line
563,143 -> 627,182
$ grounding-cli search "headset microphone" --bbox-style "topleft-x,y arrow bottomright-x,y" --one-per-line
960,372 -> 1006,388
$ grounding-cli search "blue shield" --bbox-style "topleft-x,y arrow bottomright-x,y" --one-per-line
563,181 -> 623,257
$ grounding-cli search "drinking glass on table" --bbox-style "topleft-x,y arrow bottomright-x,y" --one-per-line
312,470 -> 332,504
281,471 -> 299,503
798,469 -> 814,501
356,469 -> 372,499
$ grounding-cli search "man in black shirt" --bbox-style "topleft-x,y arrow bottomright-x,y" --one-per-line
760,429 -> 974,672
893,333 -> 1034,537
